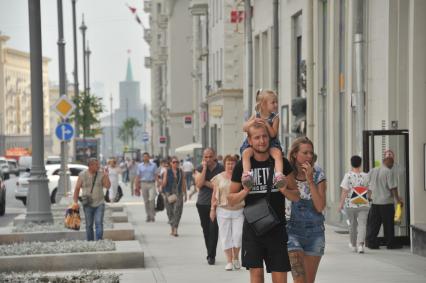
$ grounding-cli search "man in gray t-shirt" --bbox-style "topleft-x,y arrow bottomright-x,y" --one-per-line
366,150 -> 403,249
194,148 -> 224,265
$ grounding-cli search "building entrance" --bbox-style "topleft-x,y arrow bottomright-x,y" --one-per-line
362,129 -> 410,245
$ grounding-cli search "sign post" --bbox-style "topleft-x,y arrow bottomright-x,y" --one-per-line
52,95 -> 76,204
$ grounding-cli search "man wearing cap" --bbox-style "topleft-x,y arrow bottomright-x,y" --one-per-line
366,150 -> 404,249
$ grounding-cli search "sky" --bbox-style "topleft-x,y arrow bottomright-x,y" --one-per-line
0,0 -> 151,114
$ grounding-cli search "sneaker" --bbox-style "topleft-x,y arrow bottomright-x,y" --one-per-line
207,256 -> 215,265
225,262 -> 233,271
273,172 -> 287,188
233,259 -> 241,270
241,172 -> 254,189
349,243 -> 357,252
357,245 -> 365,254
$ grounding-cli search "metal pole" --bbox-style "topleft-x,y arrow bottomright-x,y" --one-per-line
26,0 -> 53,223
110,93 -> 114,156
56,0 -> 70,204
354,0 -> 365,155
273,0 -> 279,92
85,42 -> 91,95
72,0 -> 79,137
245,0 -> 253,116
80,15 -> 87,95
202,14 -> 210,148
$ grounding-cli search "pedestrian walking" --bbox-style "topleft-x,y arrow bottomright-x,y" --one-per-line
240,89 -> 286,190
194,147 -> 224,265
107,158 -> 121,203
228,122 -> 299,283
135,152 -> 158,222
366,150 -> 404,249
162,156 -> 187,236
286,137 -> 327,283
128,159 -> 138,196
210,155 -> 244,271
182,157 -> 194,192
338,155 -> 371,254
73,158 -> 111,241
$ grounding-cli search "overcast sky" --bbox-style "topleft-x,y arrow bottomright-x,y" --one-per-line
0,0 -> 151,112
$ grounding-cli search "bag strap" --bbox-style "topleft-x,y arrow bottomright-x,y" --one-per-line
90,172 -> 98,195
266,158 -> 274,200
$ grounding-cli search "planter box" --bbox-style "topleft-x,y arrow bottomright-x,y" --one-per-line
0,223 -> 134,244
0,240 -> 144,272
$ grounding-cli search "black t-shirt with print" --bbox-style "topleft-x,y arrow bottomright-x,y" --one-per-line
231,156 -> 293,222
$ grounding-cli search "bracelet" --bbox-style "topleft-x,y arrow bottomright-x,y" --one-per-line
210,208 -> 216,211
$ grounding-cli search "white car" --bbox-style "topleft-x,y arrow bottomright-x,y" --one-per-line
15,164 -> 88,205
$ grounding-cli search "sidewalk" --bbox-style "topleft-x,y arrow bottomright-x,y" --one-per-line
121,191 -> 426,283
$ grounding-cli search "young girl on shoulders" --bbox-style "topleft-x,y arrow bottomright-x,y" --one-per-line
239,89 -> 286,188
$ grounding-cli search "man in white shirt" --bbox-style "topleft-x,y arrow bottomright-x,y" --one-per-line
182,158 -> 194,193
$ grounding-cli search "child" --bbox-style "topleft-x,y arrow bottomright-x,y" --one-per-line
240,89 -> 286,188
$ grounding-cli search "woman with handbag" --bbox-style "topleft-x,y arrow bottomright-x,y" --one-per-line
287,137 -> 327,283
162,157 -> 187,237
210,155 -> 244,271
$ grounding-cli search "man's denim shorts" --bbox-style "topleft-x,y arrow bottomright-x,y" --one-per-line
286,222 -> 325,256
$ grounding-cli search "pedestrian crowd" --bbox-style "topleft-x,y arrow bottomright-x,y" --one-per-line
71,88 -> 404,283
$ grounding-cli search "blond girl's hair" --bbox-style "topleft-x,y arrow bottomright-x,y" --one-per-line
254,89 -> 278,113
288,136 -> 314,176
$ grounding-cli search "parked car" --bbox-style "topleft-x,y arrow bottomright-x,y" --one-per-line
7,159 -> 19,176
46,156 -> 61,165
18,156 -> 32,174
15,163 -> 88,206
0,157 -> 10,180
0,177 -> 5,216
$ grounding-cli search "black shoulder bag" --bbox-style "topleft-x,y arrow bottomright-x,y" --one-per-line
243,159 -> 281,236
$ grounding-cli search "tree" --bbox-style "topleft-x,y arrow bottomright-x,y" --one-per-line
71,92 -> 104,138
118,118 -> 142,150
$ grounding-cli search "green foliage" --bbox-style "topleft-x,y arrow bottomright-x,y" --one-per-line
118,117 -> 142,149
70,92 -> 104,138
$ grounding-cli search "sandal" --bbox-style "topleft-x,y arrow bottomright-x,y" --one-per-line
274,172 -> 287,188
241,171 -> 254,189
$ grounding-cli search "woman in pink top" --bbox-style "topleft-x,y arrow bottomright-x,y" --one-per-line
210,155 -> 244,271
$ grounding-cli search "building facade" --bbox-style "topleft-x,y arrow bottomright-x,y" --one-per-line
276,0 -> 426,256
0,34 -> 52,156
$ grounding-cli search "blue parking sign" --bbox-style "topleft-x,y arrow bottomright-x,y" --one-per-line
55,123 -> 74,141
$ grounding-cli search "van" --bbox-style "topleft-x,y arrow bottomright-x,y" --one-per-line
18,156 -> 32,173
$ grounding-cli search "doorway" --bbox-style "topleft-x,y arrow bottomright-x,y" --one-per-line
362,129 -> 410,245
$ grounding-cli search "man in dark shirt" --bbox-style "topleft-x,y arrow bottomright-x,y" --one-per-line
229,122 -> 299,283
194,147 -> 224,265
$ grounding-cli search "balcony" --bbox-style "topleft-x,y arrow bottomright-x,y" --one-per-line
158,14 -> 168,29
189,0 -> 208,16
143,0 -> 152,13
144,57 -> 152,68
143,28 -> 152,44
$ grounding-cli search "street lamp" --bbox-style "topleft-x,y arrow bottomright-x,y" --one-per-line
26,0 -> 53,223
71,0 -> 80,137
79,15 -> 87,94
85,42 -> 91,95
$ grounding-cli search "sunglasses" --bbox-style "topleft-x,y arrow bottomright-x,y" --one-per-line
172,161 -> 179,164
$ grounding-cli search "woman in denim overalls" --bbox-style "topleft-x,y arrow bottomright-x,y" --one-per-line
287,137 -> 327,283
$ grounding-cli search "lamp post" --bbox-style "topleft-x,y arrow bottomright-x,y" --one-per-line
56,0 -> 70,204
71,0 -> 79,137
80,16 -> 87,95
85,42 -> 91,95
25,0 -> 53,223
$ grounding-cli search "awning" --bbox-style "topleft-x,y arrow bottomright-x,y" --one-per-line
174,143 -> 202,156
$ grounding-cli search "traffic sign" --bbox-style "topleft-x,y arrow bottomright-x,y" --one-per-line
55,123 -> 74,141
142,132 -> 149,143
52,95 -> 76,119
159,135 -> 167,147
